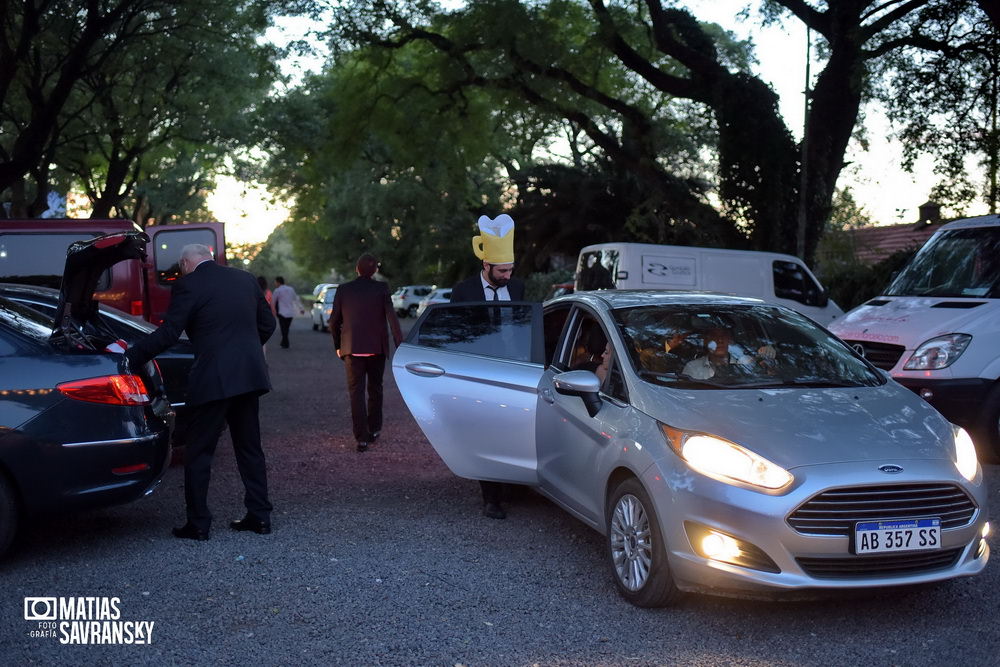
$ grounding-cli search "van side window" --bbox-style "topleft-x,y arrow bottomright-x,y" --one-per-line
773,261 -> 824,307
577,250 -> 618,290
154,229 -> 218,285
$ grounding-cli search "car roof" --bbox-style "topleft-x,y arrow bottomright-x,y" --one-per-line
549,289 -> 769,310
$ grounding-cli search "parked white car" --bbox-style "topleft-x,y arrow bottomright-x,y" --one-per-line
311,284 -> 338,331
392,285 -> 435,318
416,288 -> 452,317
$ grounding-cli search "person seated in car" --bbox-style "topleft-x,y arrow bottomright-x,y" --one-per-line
682,327 -> 776,380
572,327 -> 608,374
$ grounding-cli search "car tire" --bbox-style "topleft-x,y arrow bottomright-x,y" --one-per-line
0,471 -> 18,558
977,383 -> 1000,463
312,322 -> 318,331
606,477 -> 682,607
407,304 -> 418,318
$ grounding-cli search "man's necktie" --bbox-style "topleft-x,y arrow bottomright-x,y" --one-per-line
486,286 -> 500,326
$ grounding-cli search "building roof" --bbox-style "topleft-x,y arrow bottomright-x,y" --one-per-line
846,221 -> 943,265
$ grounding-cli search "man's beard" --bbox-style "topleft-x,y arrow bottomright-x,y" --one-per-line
488,269 -> 511,287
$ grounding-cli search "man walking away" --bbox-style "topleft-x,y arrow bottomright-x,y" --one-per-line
272,276 -> 303,349
125,244 -> 276,540
451,214 -> 525,520
329,254 -> 404,452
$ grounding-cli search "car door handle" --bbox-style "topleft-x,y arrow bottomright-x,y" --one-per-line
540,388 -> 555,404
405,362 -> 445,377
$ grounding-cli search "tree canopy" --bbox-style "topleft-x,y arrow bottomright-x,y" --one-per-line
258,0 -> 995,281
0,0 -> 290,221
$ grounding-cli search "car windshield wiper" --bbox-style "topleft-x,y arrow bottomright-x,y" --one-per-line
637,369 -> 731,389
781,379 -> 862,388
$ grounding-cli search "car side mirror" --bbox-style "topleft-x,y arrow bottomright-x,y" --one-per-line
553,370 -> 602,417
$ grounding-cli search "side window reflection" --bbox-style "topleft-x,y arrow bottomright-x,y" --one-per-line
416,304 -> 535,362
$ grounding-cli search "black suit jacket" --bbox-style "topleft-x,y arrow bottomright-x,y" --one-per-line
450,275 -> 526,302
329,276 -> 403,355
125,261 -> 276,405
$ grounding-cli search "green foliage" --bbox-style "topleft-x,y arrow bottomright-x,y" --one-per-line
523,267 -> 575,303
245,224 -> 331,292
821,249 -> 918,312
872,1 -> 999,212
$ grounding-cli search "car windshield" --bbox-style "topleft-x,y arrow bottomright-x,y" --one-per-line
613,304 -> 883,389
885,226 -> 1000,298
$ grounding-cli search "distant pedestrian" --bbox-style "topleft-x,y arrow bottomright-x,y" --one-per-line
451,213 -> 525,520
125,243 -> 276,540
272,276 -> 304,349
329,254 -> 403,452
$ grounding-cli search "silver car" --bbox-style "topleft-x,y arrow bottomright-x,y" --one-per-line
392,291 -> 990,606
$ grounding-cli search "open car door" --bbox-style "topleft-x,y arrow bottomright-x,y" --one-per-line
392,301 -> 544,484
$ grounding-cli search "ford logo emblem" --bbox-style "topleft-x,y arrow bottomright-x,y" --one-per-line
879,464 -> 904,474
852,344 -> 866,357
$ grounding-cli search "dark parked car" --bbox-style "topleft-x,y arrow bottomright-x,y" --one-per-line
0,283 -> 193,409
0,232 -> 173,556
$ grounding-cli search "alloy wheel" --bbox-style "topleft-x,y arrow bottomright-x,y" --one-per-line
609,493 -> 653,591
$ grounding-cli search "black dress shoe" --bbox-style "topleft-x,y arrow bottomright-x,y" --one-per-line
230,515 -> 271,535
357,441 -> 369,452
483,502 -> 506,520
172,524 -> 209,541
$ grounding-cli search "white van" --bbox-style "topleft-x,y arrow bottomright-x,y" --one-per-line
575,242 -> 843,324
829,214 -> 1000,458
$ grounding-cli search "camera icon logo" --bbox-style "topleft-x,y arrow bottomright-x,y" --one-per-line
24,597 -> 57,621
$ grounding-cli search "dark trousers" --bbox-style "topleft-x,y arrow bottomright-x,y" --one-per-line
480,481 -> 503,505
183,392 -> 272,532
277,315 -> 293,347
344,354 -> 386,442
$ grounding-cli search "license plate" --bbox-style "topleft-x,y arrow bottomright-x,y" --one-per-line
854,518 -> 941,554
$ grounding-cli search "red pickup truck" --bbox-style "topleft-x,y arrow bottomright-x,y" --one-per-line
0,219 -> 225,324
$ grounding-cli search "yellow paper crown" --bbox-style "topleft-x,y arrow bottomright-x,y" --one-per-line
472,214 -> 515,264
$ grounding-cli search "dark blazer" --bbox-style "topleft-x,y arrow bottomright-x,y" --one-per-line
329,276 -> 403,355
125,261 -> 276,405
450,275 -> 526,302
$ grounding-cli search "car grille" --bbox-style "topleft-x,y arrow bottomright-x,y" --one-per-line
842,339 -> 905,370
797,548 -> 963,579
787,483 -> 977,536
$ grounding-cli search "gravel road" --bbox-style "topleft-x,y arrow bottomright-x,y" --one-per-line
1,316 -> 997,666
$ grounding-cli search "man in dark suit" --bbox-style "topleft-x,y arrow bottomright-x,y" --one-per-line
450,214 -> 525,520
125,244 -> 276,540
329,253 -> 404,452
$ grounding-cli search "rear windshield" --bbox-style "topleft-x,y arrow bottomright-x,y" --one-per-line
0,296 -> 55,343
0,232 -> 110,290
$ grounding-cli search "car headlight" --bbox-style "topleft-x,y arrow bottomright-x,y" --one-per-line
660,424 -> 792,490
903,334 -> 971,370
954,426 -> 979,482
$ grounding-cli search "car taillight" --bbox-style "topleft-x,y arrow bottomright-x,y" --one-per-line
56,375 -> 150,405
130,300 -> 144,316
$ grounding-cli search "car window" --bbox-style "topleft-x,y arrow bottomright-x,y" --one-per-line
413,303 -> 537,363
614,303 -> 883,389
567,313 -> 607,372
154,228 -> 217,285
773,260 -> 824,307
543,304 -> 572,367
